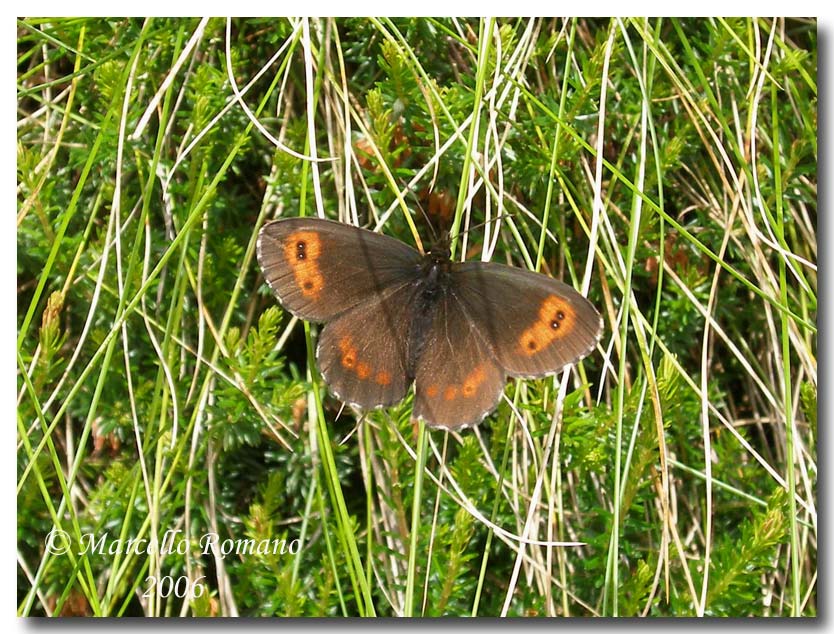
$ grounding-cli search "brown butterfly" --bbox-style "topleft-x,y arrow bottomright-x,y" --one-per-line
257,217 -> 602,430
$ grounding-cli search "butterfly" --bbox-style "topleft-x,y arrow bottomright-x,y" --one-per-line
257,217 -> 603,430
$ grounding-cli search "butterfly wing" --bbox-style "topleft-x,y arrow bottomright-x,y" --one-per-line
451,261 -> 603,378
257,217 -> 422,322
317,281 -> 420,409
412,289 -> 506,430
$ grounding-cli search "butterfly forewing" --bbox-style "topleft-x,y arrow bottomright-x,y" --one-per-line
257,217 -> 422,322
413,289 -> 506,430
451,262 -> 603,378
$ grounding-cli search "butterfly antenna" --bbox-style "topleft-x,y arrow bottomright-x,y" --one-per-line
413,194 -> 439,244
454,212 -> 517,241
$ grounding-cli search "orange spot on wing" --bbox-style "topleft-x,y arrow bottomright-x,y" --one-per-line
424,365 -> 491,405
339,336 -> 357,369
338,336 -> 390,385
518,295 -> 575,356
462,365 -> 486,397
284,230 -> 324,299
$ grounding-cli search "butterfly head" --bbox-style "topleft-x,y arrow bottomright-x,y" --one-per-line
426,239 -> 450,261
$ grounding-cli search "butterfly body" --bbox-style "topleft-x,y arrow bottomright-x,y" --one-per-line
257,217 -> 602,430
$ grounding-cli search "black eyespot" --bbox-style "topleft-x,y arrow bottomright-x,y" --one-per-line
551,321 -> 560,329
556,311 -> 565,320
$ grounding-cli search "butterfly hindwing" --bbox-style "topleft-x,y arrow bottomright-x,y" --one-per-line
317,282 -> 419,409
451,261 -> 603,378
257,217 -> 422,322
412,289 -> 506,430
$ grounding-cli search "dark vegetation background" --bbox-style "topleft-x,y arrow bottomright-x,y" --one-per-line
17,17 -> 816,616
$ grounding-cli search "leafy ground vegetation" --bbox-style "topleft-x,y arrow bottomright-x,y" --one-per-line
17,17 -> 816,617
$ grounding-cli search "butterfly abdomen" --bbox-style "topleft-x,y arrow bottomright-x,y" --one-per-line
405,256 -> 449,379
